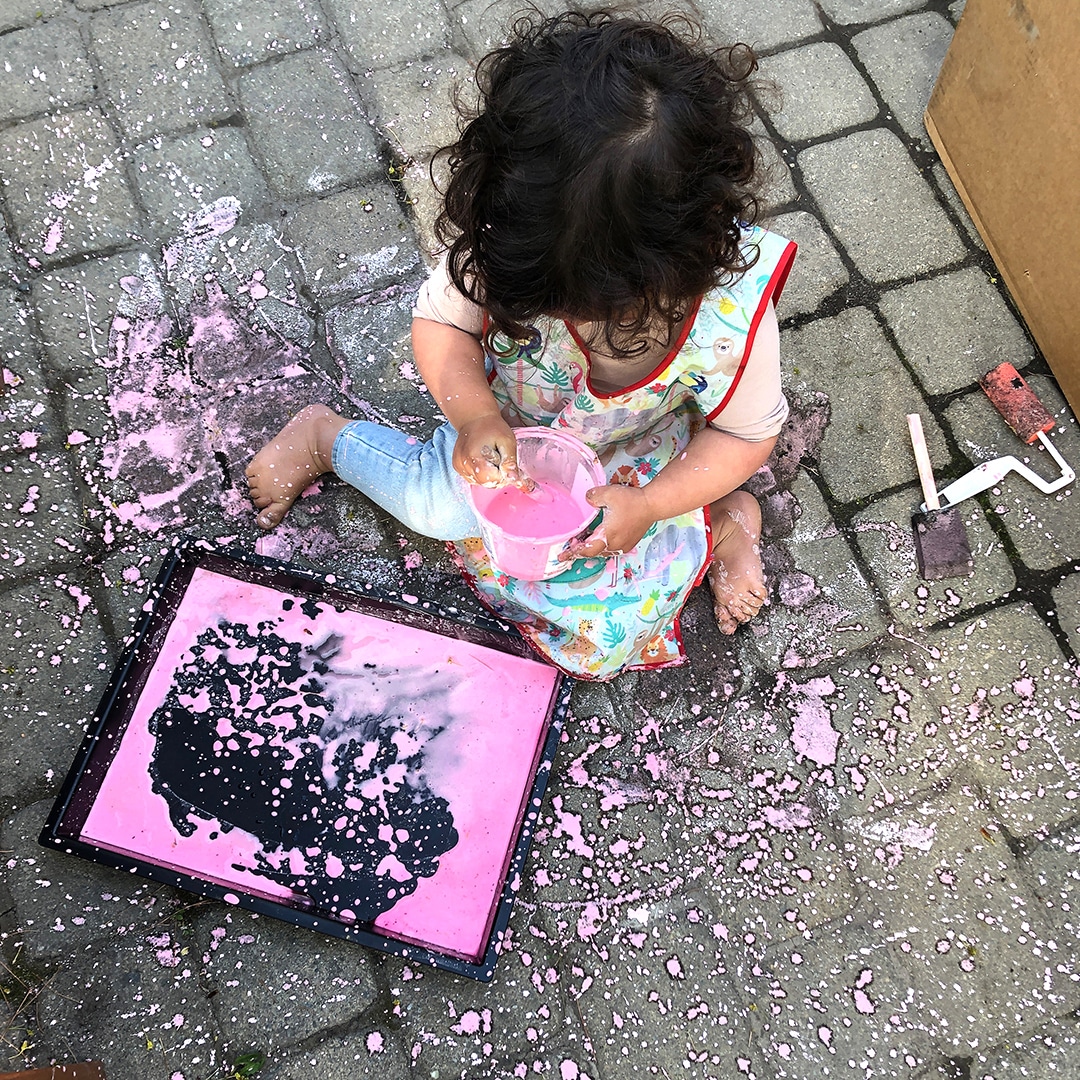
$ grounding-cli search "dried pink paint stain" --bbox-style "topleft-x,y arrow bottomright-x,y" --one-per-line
95,249 -> 324,539
779,673 -> 840,765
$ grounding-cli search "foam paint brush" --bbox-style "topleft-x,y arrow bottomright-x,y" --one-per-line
906,413 -> 973,580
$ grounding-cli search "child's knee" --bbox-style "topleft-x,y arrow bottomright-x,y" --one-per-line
402,491 -> 476,540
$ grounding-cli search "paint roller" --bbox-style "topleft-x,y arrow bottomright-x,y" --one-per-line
923,363 -> 1074,510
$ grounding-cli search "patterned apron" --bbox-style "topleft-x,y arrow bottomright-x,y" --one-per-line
451,226 -> 796,679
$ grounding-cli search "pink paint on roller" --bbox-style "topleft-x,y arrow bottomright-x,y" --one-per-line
469,427 -> 605,580
979,362 -> 1055,444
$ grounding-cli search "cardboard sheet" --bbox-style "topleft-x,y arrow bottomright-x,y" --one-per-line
925,0 -> 1080,414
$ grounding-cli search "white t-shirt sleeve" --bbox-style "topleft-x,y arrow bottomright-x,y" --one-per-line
412,254 -> 485,337
708,300 -> 788,442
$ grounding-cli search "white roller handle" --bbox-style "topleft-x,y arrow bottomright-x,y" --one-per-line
906,413 -> 940,511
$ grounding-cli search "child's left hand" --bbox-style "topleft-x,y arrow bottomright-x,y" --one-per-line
557,484 -> 655,562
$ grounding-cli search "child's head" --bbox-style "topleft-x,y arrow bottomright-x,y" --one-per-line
435,8 -> 763,356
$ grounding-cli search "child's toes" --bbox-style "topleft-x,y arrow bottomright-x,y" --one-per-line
255,500 -> 292,530
713,601 -> 740,635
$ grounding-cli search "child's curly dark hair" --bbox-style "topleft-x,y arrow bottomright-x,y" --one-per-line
434,8 -> 763,358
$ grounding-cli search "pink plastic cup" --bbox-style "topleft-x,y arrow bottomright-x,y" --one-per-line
468,427 -> 606,580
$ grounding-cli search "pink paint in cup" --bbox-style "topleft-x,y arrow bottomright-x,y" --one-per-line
469,427 -> 606,580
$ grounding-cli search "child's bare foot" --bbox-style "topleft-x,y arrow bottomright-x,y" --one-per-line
246,404 -> 348,529
707,489 -> 767,635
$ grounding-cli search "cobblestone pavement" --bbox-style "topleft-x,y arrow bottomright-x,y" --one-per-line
2,0 -> 1079,1077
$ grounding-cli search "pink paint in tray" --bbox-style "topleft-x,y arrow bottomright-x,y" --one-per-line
43,540 -> 567,980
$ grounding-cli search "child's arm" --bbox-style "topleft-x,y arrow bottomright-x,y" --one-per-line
411,316 -> 519,487
563,427 -> 775,558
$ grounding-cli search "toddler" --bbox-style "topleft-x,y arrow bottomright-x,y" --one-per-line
247,9 -> 796,680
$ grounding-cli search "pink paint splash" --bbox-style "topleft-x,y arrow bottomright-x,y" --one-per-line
778,673 -> 840,765
42,218 -> 64,254
89,203 -> 332,541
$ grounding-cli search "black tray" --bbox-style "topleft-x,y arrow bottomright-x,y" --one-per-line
41,538 -> 568,981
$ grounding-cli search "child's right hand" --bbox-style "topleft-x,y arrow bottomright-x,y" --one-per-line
453,413 -> 521,487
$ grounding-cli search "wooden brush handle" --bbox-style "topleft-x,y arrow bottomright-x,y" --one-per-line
906,413 -> 940,511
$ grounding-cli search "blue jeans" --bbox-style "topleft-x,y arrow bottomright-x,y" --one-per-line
330,419 -> 481,540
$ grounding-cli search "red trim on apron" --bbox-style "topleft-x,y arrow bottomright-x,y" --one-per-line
706,239 -> 798,423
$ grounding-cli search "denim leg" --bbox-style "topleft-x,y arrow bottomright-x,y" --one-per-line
330,419 -> 480,541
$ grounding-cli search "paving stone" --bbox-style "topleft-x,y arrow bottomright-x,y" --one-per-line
364,52 -> 470,256
58,362 -> 111,464
73,0 -> 129,9
204,0 -> 328,68
396,932 -> 593,1080
693,778 -> 859,949
324,286 -> 440,435
854,12 -> 955,146
285,186 -> 421,301
568,900 -> 771,1079
0,451 -> 87,586
1,289 -> 59,455
819,651 -> 971,821
851,488 -> 1016,631
32,249 -> 151,373
400,157 -> 445,262
745,472 -> 886,670
196,907 -> 379,1053
840,780 -> 1078,1056
943,376 -> 1080,571
0,580 -> 111,817
327,0 -> 451,71
0,108 -> 140,266
756,921 -> 937,1077
452,0 -> 565,58
0,0 -> 65,32
781,305 -> 948,501
133,127 -> 270,238
261,1029 -> 411,1080
799,128 -> 966,283
0,356 -> 58,459
971,1015 -> 1080,1079
695,0 -> 823,51
365,53 -> 468,165
530,689 -> 855,960
171,219 -> 315,347
2,801 -> 191,961
764,209 -> 848,316
239,49 -> 382,198
923,604 -> 1080,838
1053,573 -> 1080,658
0,222 -> 18,282
90,0 -> 234,140
30,935 -> 222,1078
60,350 -> 228,543
880,266 -> 1035,395
815,0 -> 926,24
759,42 -> 878,143
755,115 -> 799,214
97,534 -> 176,636
0,19 -> 96,123
1023,822 -> 1080,944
